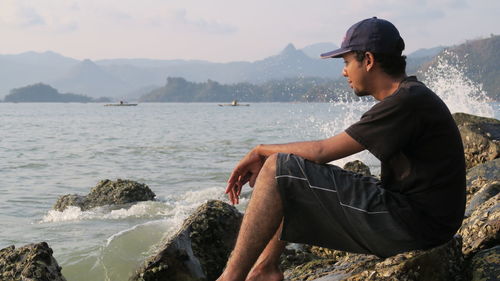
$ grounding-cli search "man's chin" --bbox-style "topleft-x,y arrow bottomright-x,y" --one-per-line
354,90 -> 370,97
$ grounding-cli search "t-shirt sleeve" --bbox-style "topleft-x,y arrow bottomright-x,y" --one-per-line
345,95 -> 417,161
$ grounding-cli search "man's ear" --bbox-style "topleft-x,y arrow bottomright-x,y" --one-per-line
364,52 -> 375,71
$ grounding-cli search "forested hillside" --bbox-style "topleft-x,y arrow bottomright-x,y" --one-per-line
3,83 -> 109,103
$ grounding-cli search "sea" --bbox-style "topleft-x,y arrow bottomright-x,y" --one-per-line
1,57 -> 499,281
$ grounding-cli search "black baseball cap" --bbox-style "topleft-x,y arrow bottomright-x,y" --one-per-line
321,17 -> 405,59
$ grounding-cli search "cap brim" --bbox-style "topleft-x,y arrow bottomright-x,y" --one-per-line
320,48 -> 352,59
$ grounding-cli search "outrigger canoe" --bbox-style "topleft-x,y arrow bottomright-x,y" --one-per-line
104,102 -> 138,106
218,100 -> 250,106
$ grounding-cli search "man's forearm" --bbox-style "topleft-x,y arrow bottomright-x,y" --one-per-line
254,132 -> 365,164
254,140 -> 327,164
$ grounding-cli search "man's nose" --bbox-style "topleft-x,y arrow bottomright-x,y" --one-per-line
342,67 -> 347,77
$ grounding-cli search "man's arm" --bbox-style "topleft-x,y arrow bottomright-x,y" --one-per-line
255,132 -> 364,164
225,132 -> 365,204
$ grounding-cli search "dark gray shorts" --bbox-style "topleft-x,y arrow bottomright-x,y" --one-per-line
276,153 -> 425,257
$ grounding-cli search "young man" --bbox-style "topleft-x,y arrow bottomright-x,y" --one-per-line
217,17 -> 466,281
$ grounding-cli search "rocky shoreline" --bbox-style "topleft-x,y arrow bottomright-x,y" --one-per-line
1,112 -> 498,281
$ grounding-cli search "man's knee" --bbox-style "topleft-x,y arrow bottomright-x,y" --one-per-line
263,153 -> 279,174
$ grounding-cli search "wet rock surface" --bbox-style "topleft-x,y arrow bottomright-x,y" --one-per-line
453,112 -> 500,169
0,242 -> 66,281
343,160 -> 372,177
53,179 -> 156,211
131,200 -> 243,281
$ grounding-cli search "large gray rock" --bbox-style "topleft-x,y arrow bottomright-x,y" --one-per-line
469,245 -> 500,281
453,112 -> 500,169
0,242 -> 66,281
54,179 -> 156,211
131,200 -> 243,281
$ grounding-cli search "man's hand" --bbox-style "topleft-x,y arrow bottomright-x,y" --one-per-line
225,148 -> 266,205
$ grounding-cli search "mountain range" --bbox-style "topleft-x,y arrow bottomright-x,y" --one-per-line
1,36 -> 498,101
0,43 -> 343,100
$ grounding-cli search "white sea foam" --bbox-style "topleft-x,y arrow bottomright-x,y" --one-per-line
40,202 -> 168,223
40,186 -> 230,224
422,50 -> 494,117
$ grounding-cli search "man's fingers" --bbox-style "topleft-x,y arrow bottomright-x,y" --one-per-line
236,173 -> 251,196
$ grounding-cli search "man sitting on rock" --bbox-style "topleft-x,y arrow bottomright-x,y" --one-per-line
217,17 -> 466,281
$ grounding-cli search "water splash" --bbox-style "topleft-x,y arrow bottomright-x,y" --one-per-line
40,187 -> 228,223
40,202 -> 171,223
421,49 -> 494,117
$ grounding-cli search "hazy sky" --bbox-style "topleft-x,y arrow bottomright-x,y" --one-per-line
0,0 -> 498,62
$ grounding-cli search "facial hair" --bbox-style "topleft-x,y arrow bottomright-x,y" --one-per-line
354,89 -> 370,97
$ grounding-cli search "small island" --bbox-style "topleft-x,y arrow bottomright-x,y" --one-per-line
2,83 -> 111,103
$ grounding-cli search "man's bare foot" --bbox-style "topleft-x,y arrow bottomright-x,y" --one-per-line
245,264 -> 284,281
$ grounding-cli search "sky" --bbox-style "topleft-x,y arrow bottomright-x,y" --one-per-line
0,0 -> 499,62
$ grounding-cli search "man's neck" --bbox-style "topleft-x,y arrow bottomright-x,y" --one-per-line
371,74 -> 407,101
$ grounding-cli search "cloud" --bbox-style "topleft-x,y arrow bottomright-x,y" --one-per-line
172,8 -> 237,35
0,0 -> 45,28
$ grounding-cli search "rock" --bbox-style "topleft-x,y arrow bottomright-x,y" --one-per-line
53,179 -> 156,211
0,242 -> 66,281
280,244 -> 320,271
286,252 -> 380,281
131,200 -> 243,281
53,194 -> 86,211
465,180 -> 499,218
465,159 -> 500,206
295,236 -> 464,281
452,112 -> 500,169
459,193 -> 499,258
343,160 -> 371,177
469,245 -> 500,281
466,158 -> 500,186
345,237 -> 464,281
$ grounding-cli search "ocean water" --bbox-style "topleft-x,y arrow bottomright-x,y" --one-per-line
1,58 -> 498,280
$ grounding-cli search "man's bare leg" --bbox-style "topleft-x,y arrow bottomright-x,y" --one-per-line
245,222 -> 286,281
217,154 -> 284,281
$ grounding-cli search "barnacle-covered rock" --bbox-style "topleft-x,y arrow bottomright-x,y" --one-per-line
0,242 -> 66,281
297,237 -> 463,281
346,237 -> 464,281
466,158 -> 500,186
53,179 -> 156,211
130,200 -> 242,281
453,112 -> 500,169
459,194 -> 499,258
465,180 -> 499,218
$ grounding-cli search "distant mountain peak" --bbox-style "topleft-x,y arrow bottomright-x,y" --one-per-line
281,43 -> 297,55
81,58 -> 95,64
75,59 -> 101,72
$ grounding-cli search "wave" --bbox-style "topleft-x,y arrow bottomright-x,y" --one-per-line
40,186 -> 237,223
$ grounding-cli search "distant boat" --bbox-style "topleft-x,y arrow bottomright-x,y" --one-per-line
104,101 -> 138,106
218,100 -> 250,107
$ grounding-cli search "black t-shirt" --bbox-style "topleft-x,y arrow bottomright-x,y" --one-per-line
345,76 -> 466,244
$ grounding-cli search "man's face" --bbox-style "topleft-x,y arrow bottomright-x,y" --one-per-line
341,52 -> 370,97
